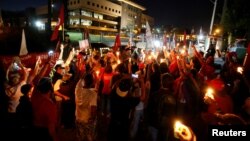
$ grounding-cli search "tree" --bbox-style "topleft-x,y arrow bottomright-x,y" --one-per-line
221,0 -> 250,42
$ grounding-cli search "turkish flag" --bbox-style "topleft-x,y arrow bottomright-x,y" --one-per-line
50,4 -> 64,41
113,34 -> 121,52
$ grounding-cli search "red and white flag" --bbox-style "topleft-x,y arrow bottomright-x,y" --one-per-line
50,4 -> 64,41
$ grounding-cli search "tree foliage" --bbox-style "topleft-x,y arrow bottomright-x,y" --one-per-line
221,0 -> 250,40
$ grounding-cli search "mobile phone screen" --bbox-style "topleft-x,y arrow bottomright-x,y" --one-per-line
132,74 -> 138,78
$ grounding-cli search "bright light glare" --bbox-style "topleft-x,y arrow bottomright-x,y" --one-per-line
215,28 -> 220,33
48,50 -> 54,56
205,88 -> 214,100
180,49 -> 185,55
154,40 -> 160,47
174,121 -> 183,130
35,21 -> 42,27
174,120 -> 192,140
237,67 -> 243,74
198,34 -> 204,40
96,70 -> 100,76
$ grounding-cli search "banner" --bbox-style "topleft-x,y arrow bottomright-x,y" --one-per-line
0,52 -> 59,74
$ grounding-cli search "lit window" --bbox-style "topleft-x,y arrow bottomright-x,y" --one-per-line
94,13 -> 103,20
70,19 -> 80,25
81,19 -> 92,26
81,10 -> 92,17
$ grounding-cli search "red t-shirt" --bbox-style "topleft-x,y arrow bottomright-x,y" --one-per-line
207,94 -> 234,114
199,64 -> 215,80
101,73 -> 113,95
31,92 -> 58,128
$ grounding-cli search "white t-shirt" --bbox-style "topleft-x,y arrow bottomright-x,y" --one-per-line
5,81 -> 26,113
53,79 -> 64,101
75,79 -> 97,123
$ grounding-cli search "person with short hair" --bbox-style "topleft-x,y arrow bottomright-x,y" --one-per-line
62,34 -> 73,62
31,77 -> 58,141
52,64 -> 64,84
16,84 -> 34,128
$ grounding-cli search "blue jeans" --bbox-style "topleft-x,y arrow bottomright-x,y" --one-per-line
148,126 -> 158,141
130,109 -> 144,139
100,94 -> 110,115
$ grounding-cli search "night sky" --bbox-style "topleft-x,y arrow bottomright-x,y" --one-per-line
0,0 -> 47,11
0,0 -> 223,33
135,0 -> 223,32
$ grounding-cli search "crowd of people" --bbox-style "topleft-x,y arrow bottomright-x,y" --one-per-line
0,38 -> 250,141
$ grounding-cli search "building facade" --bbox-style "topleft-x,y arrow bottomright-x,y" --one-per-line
67,0 -> 121,34
66,0 -> 154,36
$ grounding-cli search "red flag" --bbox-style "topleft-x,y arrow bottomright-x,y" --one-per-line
183,30 -> 186,46
113,34 -> 121,52
51,4 -> 64,41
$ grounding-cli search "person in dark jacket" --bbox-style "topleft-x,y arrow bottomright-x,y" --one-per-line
108,77 -> 140,141
15,84 -> 34,141
16,83 -> 33,128
146,73 -> 177,141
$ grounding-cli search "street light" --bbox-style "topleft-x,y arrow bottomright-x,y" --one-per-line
214,28 -> 221,35
206,0 -> 218,52
209,0 -> 218,35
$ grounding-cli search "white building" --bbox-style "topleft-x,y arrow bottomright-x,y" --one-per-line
66,0 -> 153,35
